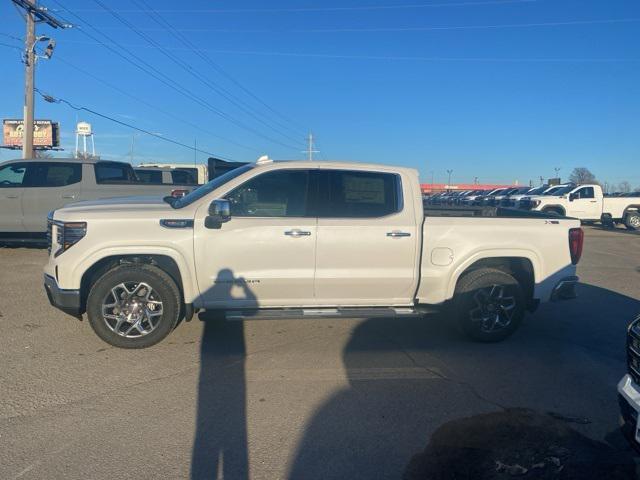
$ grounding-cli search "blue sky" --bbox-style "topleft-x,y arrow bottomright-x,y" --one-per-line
0,0 -> 639,187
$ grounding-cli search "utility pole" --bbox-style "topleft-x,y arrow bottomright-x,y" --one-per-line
446,169 -> 453,189
554,167 -> 561,181
11,0 -> 70,158
22,0 -> 36,159
304,132 -> 319,161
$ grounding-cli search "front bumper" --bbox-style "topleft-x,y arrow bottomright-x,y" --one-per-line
44,274 -> 82,317
618,374 -> 640,451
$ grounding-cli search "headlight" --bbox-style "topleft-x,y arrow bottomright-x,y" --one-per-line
54,221 -> 87,257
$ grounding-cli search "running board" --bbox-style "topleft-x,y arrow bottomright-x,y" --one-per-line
224,306 -> 436,321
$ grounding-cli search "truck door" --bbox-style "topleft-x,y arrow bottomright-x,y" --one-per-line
21,162 -> 82,233
568,186 -> 600,220
314,169 -> 419,306
193,168 -> 317,308
0,162 -> 27,232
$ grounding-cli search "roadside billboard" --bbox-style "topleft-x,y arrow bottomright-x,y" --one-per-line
2,119 -> 60,148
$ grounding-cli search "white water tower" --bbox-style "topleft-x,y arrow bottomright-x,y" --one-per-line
75,121 -> 95,158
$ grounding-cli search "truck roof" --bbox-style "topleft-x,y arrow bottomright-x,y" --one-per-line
0,157 -> 127,165
253,159 -> 419,177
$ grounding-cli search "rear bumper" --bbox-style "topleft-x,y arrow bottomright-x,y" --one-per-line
550,275 -> 579,301
44,274 -> 82,316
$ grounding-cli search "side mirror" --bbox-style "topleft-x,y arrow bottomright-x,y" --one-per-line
569,193 -> 577,202
205,199 -> 231,229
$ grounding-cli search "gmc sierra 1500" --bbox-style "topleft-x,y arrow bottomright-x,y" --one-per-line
44,159 -> 583,348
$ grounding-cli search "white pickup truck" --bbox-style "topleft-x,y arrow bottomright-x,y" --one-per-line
518,183 -> 640,230
44,159 -> 583,348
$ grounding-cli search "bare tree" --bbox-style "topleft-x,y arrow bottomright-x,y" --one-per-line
568,167 -> 598,185
618,181 -> 632,193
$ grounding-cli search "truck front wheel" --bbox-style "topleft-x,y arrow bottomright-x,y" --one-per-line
86,264 -> 181,348
452,268 -> 525,342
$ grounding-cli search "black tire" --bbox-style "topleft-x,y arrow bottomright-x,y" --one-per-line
86,264 -> 181,349
624,212 -> 640,231
451,267 -> 525,342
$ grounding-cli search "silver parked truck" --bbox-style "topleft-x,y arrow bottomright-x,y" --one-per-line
0,158 -> 193,240
44,158 -> 584,349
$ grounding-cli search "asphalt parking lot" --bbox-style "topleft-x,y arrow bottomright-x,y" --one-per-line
1,226 -> 639,479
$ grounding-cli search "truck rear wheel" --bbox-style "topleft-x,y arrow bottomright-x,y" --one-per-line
86,264 -> 181,348
624,212 -> 640,231
452,268 -> 525,342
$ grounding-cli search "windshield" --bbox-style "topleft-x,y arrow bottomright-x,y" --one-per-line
551,185 -> 576,195
526,186 -> 547,195
543,186 -> 564,195
172,164 -> 253,209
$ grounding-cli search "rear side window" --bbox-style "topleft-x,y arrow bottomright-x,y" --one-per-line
226,169 -> 311,217
95,162 -> 136,184
135,169 -> 163,184
23,162 -> 82,187
0,163 -> 27,187
319,170 -> 402,218
171,168 -> 198,185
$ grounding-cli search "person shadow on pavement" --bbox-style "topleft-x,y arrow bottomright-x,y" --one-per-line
190,269 -> 258,480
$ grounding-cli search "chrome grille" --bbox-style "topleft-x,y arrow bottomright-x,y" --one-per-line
46,212 -> 53,254
627,318 -> 640,384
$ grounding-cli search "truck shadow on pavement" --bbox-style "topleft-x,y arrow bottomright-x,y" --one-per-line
190,280 -> 639,479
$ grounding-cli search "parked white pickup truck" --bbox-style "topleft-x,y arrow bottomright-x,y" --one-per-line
44,159 -> 583,348
518,184 -> 640,230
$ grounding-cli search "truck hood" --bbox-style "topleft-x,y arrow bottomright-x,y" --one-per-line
55,195 -> 179,217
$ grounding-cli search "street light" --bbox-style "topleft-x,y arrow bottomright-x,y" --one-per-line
446,169 -> 453,190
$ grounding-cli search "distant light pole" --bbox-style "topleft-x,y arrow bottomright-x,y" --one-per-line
474,176 -> 478,185
446,169 -> 453,189
554,167 -> 561,180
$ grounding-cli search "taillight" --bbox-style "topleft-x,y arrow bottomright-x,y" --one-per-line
569,228 -> 584,265
171,189 -> 190,198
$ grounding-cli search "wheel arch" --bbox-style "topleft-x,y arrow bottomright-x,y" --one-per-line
541,204 -> 566,216
79,253 -> 191,314
448,255 -> 537,310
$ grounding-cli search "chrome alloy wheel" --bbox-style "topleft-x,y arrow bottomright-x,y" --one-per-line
630,215 -> 640,228
469,284 -> 517,333
102,282 -> 164,338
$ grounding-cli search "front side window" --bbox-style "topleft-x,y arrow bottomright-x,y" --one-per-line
319,170 -> 401,218
171,169 -> 198,185
23,162 -> 82,187
94,162 -> 136,184
575,187 -> 594,199
0,163 -> 27,187
226,169 -> 311,217
135,169 -> 163,184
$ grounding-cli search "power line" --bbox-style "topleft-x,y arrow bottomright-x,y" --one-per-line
79,17 -> 640,33
35,88 -> 235,160
52,55 -> 258,152
48,0 -> 304,151
132,0 -> 307,138
69,0 -> 539,14
40,41 -> 640,63
92,0 -> 305,147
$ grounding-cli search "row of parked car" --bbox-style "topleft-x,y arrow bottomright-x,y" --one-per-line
425,182 -> 640,230
425,184 -> 568,208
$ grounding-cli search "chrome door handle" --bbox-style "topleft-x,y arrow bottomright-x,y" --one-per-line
387,231 -> 411,238
284,229 -> 311,237
5,194 -> 19,198
62,195 -> 76,199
